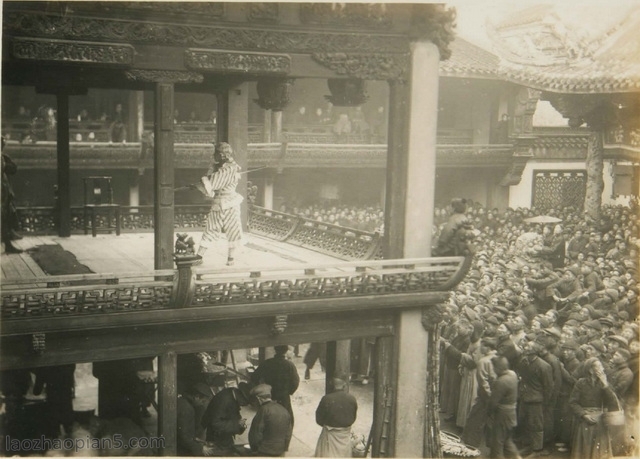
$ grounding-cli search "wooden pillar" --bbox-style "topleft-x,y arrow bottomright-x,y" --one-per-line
154,83 -> 175,270
135,90 -> 145,142
226,84 -> 249,228
263,177 -> 274,210
372,336 -> 396,457
387,40 -> 441,458
56,93 -> 71,237
325,340 -> 351,394
263,110 -> 272,142
216,93 -> 229,142
383,80 -> 409,259
271,111 -> 282,143
158,352 -> 177,456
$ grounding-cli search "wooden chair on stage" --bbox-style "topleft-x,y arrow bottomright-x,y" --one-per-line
83,176 -> 121,237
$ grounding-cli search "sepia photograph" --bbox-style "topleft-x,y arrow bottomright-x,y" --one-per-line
0,1 -> 638,457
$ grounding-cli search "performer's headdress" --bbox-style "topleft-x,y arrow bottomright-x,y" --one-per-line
215,142 -> 234,161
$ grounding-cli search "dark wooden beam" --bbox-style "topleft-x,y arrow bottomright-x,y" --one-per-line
1,310 -> 395,370
1,290 -> 449,337
56,93 -> 71,237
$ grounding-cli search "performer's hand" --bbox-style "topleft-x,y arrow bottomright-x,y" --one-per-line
583,414 -> 597,425
202,445 -> 215,456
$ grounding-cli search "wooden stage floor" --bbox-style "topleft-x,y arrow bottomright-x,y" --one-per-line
1,232 -> 341,280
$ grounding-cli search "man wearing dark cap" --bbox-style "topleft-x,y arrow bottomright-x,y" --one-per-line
516,341 -> 553,457
496,323 -> 521,371
248,384 -> 292,457
537,333 -> 562,452
202,384 -> 250,455
486,356 -> 519,459
314,378 -> 358,457
608,349 -> 634,456
251,345 -> 300,424
177,382 -> 215,456
462,337 -> 497,448
557,340 -> 579,449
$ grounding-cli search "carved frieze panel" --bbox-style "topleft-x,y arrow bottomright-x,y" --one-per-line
312,53 -> 409,80
247,3 -> 279,23
95,2 -> 225,17
185,49 -> 291,74
300,3 -> 391,28
12,37 -> 134,65
125,69 -> 204,84
3,12 -> 408,54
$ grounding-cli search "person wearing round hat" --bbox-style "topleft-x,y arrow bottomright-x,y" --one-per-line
177,382 -> 215,456
193,142 -> 244,266
248,384 -> 292,457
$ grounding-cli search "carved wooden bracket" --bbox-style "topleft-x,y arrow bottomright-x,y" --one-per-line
326,79 -> 368,107
125,69 -> 204,84
254,78 -> 295,111
12,37 -> 134,66
171,254 -> 198,308
421,304 -> 446,331
32,333 -> 46,355
312,53 -> 408,81
185,49 -> 291,74
271,314 -> 288,335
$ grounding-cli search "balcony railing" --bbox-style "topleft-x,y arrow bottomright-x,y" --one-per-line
2,118 -> 475,146
15,205 -> 382,261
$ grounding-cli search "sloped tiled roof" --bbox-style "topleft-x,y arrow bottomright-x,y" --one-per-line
487,4 -> 640,94
439,37 -> 500,78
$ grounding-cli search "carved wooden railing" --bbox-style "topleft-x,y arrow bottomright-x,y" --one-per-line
0,257 -> 468,321
247,205 -> 382,260
15,205 -> 382,261
1,270 -> 175,320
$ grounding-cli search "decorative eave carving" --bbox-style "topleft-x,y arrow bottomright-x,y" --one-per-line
90,2 -> 225,17
4,12 -> 409,54
185,49 -> 291,75
312,53 -> 409,81
300,3 -> 392,28
409,4 -> 456,60
500,157 -> 531,186
247,4 -> 279,23
12,37 -> 134,65
125,69 -> 204,84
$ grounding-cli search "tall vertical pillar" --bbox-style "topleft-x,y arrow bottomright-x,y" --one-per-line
56,93 -> 71,237
263,110 -> 272,142
158,352 -> 177,456
216,93 -> 229,142
387,40 -> 441,458
225,84 -> 249,227
263,176 -> 274,209
271,111 -> 282,143
154,83 -> 175,270
135,90 -> 145,142
325,340 -> 351,392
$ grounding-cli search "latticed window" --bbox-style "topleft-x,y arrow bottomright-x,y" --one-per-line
532,170 -> 586,212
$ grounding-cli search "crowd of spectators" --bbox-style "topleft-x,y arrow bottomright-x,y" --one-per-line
286,198 -> 639,457
282,202 -> 385,234
436,199 -> 639,458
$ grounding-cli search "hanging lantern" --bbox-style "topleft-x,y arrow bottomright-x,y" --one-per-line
325,78 -> 368,107
254,77 -> 295,112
